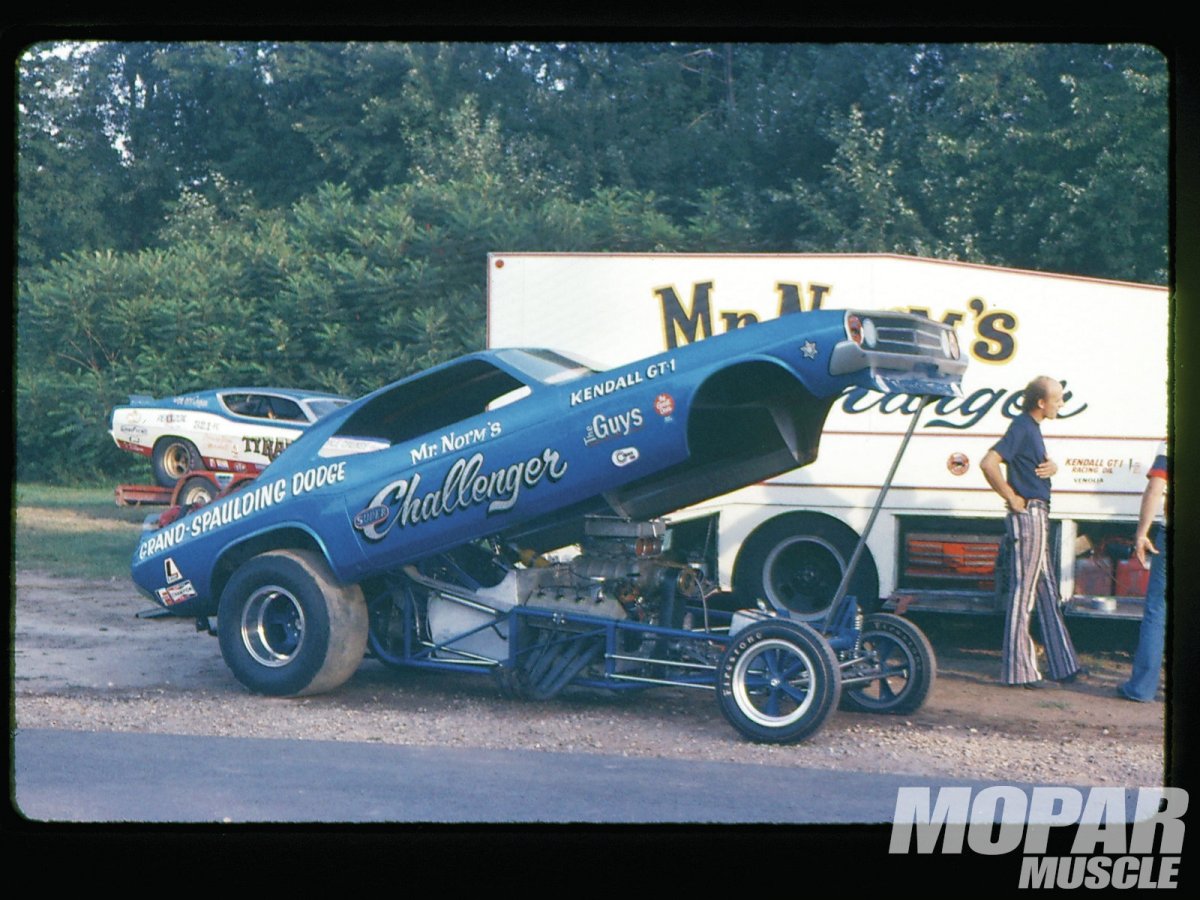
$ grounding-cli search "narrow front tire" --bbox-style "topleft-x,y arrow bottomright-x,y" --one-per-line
717,620 -> 841,743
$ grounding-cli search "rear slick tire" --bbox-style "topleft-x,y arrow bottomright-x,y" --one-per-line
218,549 -> 368,696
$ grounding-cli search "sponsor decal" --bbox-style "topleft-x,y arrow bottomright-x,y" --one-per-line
172,395 -> 212,408
353,504 -> 390,530
354,447 -> 568,541
410,421 -> 502,465
1064,455 -> 1141,486
157,580 -> 198,607
570,359 -> 676,406
242,435 -> 292,461
611,447 -> 639,467
584,408 -> 644,446
946,452 -> 969,476
654,393 -> 675,417
164,558 -> 182,584
801,340 -> 818,359
136,462 -> 348,560
889,786 -> 1186,889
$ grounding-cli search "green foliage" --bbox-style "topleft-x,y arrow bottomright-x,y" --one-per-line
16,162 -> 693,482
16,40 -> 1168,484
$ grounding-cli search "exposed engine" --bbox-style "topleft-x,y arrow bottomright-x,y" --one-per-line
383,516 -> 712,699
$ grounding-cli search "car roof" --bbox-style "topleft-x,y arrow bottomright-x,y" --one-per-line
177,387 -> 348,403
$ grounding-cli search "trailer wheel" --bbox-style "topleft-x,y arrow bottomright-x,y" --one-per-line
840,613 -> 936,715
178,475 -> 215,508
218,549 -> 368,696
734,514 -> 879,621
717,620 -> 841,743
152,437 -> 202,487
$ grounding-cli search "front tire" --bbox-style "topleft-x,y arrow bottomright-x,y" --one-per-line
717,620 -> 841,743
152,437 -> 202,487
840,613 -> 936,714
218,550 -> 368,696
734,514 -> 879,621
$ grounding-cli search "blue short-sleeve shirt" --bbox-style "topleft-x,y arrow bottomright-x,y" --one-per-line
991,413 -> 1051,503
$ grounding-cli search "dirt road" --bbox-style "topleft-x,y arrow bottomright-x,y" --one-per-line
12,571 -> 1166,787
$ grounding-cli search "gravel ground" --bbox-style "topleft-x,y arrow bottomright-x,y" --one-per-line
13,572 -> 1167,787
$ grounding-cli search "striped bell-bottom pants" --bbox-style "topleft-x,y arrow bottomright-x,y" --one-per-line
1000,499 -> 1081,684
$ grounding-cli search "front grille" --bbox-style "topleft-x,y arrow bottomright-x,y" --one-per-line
868,315 -> 946,356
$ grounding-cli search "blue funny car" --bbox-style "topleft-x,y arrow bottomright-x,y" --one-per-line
131,309 -> 965,742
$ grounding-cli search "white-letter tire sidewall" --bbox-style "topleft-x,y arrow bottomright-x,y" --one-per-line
717,620 -> 841,744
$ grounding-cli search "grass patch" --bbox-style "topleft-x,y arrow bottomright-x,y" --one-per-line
14,483 -> 152,580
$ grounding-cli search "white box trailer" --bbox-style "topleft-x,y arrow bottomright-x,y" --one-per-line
487,252 -> 1168,620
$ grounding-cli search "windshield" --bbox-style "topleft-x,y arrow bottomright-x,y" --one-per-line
493,348 -> 598,385
305,398 -> 350,420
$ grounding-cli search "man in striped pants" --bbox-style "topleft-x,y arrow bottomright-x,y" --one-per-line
981,376 -> 1083,688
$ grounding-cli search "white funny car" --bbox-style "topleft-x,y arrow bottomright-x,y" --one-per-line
110,387 -> 350,486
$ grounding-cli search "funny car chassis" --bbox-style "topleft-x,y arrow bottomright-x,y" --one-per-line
363,566 -> 933,744
356,401 -> 936,745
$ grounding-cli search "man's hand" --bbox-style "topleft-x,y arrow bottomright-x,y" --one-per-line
1007,495 -> 1028,513
1035,457 -> 1058,478
1135,533 -> 1159,569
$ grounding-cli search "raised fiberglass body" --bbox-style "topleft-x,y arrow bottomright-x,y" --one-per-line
110,387 -> 349,487
132,309 -> 962,615
129,309 -> 965,743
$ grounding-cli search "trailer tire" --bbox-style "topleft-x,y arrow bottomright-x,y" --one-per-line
840,613 -> 936,715
178,475 -> 215,508
218,549 -> 367,696
152,437 -> 202,487
734,514 -> 879,621
717,620 -> 841,743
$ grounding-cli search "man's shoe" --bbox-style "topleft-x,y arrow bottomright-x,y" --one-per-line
1116,684 -> 1154,702
1058,667 -> 1090,684
1016,679 -> 1059,690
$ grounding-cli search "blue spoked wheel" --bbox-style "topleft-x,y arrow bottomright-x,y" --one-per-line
839,613 -> 935,715
717,619 -> 841,743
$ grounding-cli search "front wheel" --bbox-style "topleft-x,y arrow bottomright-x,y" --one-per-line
839,613 -> 936,715
717,620 -> 841,743
218,549 -> 368,696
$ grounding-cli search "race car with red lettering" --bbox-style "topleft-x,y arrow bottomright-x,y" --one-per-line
130,309 -> 965,742
110,387 -> 349,487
